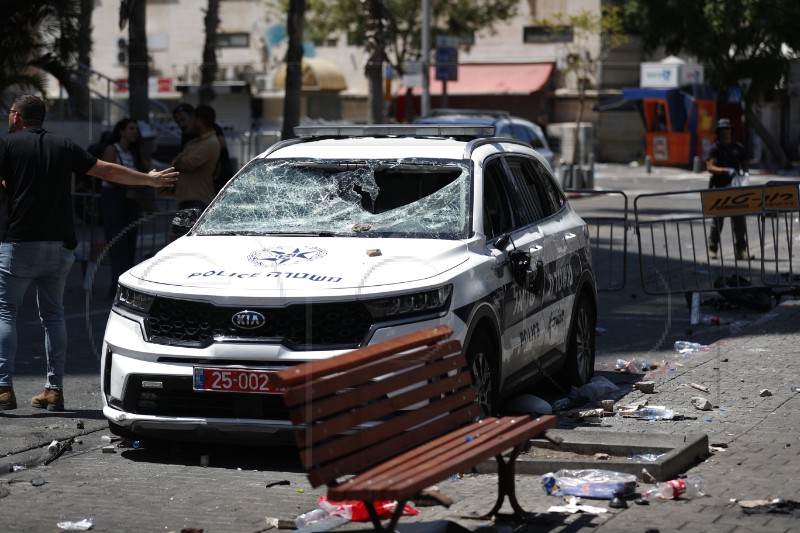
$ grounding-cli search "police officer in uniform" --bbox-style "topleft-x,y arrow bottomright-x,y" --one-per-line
705,118 -> 750,260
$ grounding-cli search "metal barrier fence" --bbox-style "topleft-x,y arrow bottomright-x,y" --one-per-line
565,189 -> 629,291
634,181 -> 800,296
72,191 -> 178,286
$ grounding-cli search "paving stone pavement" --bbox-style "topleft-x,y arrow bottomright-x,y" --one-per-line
0,297 -> 797,532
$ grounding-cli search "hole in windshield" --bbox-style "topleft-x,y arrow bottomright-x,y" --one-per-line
194,158 -> 471,239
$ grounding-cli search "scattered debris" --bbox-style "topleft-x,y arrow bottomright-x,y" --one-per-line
413,488 -> 454,508
599,399 -> 615,412
265,480 -> 290,488
31,479 -> 46,487
674,341 -> 706,355
627,453 -> 664,462
542,469 -> 637,499
634,381 -> 656,394
593,453 -> 611,461
691,397 -> 713,411
546,496 -> 608,514
56,517 -> 94,531
740,499 -> 800,517
76,420 -> 85,430
101,446 -> 116,454
623,406 -> 676,421
691,383 -> 709,393
759,389 -> 773,397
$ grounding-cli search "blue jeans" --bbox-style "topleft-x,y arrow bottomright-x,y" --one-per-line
0,242 -> 75,388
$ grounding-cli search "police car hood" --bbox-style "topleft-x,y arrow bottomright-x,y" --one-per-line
128,236 -> 468,293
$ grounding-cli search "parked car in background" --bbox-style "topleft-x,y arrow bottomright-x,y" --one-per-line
415,109 -> 555,168
101,124 -> 595,443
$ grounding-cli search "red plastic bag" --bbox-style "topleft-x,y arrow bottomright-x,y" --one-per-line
318,495 -> 419,521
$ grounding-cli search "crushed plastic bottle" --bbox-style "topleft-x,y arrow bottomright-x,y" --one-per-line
56,517 -> 94,531
641,475 -> 708,500
698,314 -> 720,325
674,341 -> 706,355
633,406 -> 675,420
295,508 -> 330,529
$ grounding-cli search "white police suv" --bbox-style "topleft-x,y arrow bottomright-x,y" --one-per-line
101,124 -> 596,443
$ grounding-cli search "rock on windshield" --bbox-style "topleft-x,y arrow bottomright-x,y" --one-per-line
194,159 -> 471,239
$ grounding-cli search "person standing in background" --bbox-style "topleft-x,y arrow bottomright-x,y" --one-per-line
172,105 -> 220,211
0,95 -> 178,412
99,118 -> 147,297
172,103 -> 233,193
706,117 -> 750,260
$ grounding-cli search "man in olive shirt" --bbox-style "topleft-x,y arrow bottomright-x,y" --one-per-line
172,105 -> 220,210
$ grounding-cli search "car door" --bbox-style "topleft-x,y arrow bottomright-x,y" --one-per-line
506,155 -> 583,357
482,157 -> 545,379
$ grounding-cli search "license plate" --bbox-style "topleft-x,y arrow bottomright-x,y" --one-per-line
193,367 -> 284,394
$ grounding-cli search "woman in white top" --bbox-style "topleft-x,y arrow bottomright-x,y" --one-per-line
99,118 -> 147,297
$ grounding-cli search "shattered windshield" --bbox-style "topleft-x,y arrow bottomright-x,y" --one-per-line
194,158 -> 471,239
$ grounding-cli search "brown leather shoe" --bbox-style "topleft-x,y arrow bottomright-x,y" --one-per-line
0,386 -> 16,410
31,388 -> 64,412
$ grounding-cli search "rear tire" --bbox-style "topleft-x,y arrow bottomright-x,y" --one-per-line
560,296 -> 596,387
465,332 -> 498,417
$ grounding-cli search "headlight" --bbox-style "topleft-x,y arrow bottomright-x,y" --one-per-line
363,285 -> 452,319
114,286 -> 155,314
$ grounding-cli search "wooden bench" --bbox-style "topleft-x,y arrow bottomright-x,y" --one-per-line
273,325 -> 557,531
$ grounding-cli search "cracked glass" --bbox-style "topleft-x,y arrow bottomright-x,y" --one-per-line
193,158 -> 472,239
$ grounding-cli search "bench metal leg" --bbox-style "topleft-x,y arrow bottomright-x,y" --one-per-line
482,443 -> 530,521
365,499 -> 408,532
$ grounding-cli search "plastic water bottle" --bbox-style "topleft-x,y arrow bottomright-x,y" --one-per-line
633,406 -> 675,420
674,341 -> 706,355
642,475 -> 708,500
295,508 -> 329,529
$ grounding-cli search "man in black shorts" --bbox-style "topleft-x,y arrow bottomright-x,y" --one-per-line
0,95 -> 178,412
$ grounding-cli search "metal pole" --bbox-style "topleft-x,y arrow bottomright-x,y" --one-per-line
421,0 -> 430,117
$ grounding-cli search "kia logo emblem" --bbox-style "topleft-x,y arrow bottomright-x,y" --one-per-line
231,310 -> 265,329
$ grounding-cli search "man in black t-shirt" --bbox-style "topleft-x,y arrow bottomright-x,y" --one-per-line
705,118 -> 750,260
0,95 -> 178,412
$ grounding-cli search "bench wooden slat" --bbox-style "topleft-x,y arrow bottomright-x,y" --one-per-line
281,339 -> 461,408
299,386 -> 476,470
306,404 -> 481,488
298,369 -> 473,447
286,346 -> 464,425
273,325 -> 453,388
328,415 -> 557,501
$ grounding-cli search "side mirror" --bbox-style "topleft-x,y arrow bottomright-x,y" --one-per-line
171,208 -> 201,237
494,233 -> 512,251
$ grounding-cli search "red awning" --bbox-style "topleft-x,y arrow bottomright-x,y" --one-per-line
403,63 -> 554,96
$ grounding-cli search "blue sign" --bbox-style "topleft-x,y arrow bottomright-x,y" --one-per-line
435,47 -> 458,82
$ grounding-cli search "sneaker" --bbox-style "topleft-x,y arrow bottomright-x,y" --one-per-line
31,388 -> 64,412
736,250 -> 753,261
0,386 -> 17,410
708,247 -> 718,259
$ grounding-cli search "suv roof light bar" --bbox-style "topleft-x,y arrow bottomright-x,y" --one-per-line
294,124 -> 495,139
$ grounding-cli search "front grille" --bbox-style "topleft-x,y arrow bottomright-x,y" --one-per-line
143,297 -> 373,349
122,375 -> 289,420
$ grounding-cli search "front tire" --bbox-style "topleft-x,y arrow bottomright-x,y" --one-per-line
560,296 -> 596,386
465,332 -> 498,417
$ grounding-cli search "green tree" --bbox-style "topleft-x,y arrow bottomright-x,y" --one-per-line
274,0 -> 518,123
535,6 -> 628,167
0,0 -> 81,108
622,0 -> 800,168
